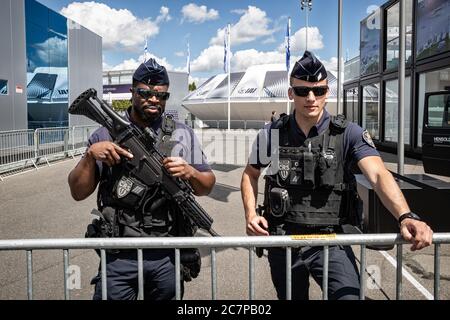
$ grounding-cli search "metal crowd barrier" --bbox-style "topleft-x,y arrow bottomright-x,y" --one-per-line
0,126 -> 98,180
0,233 -> 449,300
185,120 -> 267,130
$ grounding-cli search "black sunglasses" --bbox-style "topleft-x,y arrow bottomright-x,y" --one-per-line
292,86 -> 328,97
133,88 -> 170,101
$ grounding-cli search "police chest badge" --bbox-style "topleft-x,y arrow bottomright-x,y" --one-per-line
278,160 -> 291,181
362,130 -> 376,149
116,176 -> 133,199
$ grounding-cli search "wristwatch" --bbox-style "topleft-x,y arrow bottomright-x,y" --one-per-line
398,212 -> 422,226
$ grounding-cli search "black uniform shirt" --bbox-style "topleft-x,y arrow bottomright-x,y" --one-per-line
249,109 -> 380,177
86,108 -> 211,177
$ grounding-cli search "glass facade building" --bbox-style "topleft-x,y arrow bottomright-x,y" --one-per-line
0,0 -> 102,131
344,0 -> 450,158
25,0 -> 69,129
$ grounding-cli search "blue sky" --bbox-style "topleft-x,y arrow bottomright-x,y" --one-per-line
38,0 -> 385,83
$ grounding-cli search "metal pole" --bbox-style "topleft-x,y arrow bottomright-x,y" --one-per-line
322,245 -> 329,300
227,23 -> 231,132
287,17 -> 291,115
434,244 -> 441,300
306,8 -> 309,51
101,249 -> 107,300
337,0 -> 343,114
175,248 -> 181,300
398,0 -> 406,175
27,250 -> 33,300
359,245 -> 366,300
286,247 -> 292,300
211,248 -> 217,300
396,244 -> 403,300
63,249 -> 70,300
249,247 -> 255,300
137,249 -> 144,300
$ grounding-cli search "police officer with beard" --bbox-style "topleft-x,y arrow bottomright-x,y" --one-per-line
241,51 -> 433,300
68,59 -> 215,300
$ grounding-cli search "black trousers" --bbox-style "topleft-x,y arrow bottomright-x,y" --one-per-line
267,245 -> 360,300
92,249 -> 183,300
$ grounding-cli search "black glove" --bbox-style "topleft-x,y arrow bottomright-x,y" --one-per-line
180,248 -> 201,282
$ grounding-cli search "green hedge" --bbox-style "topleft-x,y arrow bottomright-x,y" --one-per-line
112,100 -> 130,112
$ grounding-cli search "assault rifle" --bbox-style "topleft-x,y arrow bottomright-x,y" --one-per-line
69,88 -> 219,237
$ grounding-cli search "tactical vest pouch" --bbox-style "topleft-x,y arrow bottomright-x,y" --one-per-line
112,175 -> 148,210
269,188 -> 289,218
318,151 -> 337,188
303,151 -> 315,188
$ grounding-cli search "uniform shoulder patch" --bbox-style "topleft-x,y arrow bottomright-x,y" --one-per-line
362,130 -> 376,149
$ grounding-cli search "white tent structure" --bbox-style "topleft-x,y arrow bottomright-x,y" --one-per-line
182,64 -> 338,123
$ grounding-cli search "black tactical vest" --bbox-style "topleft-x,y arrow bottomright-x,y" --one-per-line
97,115 -> 194,238
264,114 -> 360,234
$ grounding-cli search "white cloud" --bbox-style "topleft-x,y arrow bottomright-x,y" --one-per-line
181,3 -> 219,23
175,51 -> 185,57
190,45 -> 225,73
321,57 -> 339,72
232,49 -> 285,71
210,6 -> 274,46
156,6 -> 171,23
262,36 -> 276,44
60,2 -> 170,51
35,37 -> 68,66
230,9 -> 247,15
105,54 -> 174,72
279,27 -> 324,53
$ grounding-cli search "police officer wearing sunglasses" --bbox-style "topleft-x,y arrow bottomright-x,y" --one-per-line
241,51 -> 433,300
68,59 -> 215,300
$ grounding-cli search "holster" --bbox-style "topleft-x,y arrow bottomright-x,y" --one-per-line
85,207 -> 120,256
180,248 -> 201,282
255,205 -> 267,258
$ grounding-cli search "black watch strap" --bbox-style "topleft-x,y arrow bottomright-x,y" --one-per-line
398,212 -> 422,226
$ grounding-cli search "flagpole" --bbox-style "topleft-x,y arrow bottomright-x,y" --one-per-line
286,17 -> 291,115
227,23 -> 231,131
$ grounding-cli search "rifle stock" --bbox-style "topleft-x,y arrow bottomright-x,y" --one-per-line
69,88 -> 219,236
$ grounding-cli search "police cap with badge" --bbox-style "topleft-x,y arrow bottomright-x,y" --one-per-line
291,50 -> 328,82
133,58 -> 170,86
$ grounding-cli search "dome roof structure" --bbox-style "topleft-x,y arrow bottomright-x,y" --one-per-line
182,64 -> 338,122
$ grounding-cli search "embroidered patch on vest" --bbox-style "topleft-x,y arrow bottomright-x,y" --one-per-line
362,130 -> 376,149
278,160 -> 291,181
116,176 -> 133,199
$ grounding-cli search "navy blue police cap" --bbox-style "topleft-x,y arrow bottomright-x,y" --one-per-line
291,51 -> 328,82
133,58 -> 170,86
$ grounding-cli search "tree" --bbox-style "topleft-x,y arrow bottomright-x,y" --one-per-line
189,82 -> 197,92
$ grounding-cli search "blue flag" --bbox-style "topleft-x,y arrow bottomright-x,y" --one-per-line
285,18 -> 291,72
187,42 -> 191,75
144,38 -> 148,63
223,31 -> 228,73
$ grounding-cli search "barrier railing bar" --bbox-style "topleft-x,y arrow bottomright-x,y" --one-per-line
322,245 -> 329,300
396,244 -> 403,300
175,248 -> 181,300
211,248 -> 217,300
27,250 -> 33,300
138,249 -> 144,300
434,244 -> 440,300
286,247 -> 292,300
63,249 -> 70,300
101,249 -> 107,300
360,244 -> 366,300
1,234 -> 450,251
249,247 -> 255,300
